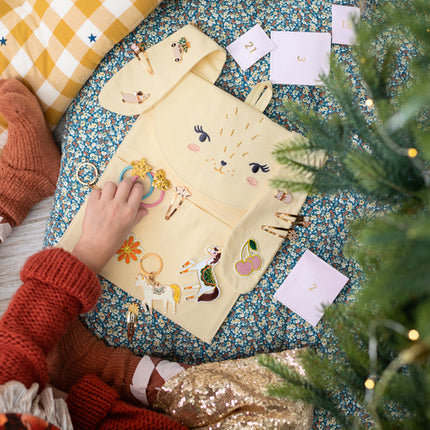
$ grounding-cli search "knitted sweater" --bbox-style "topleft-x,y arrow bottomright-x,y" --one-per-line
0,248 -> 186,430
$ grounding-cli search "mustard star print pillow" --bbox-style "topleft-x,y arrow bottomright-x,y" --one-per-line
0,0 -> 163,144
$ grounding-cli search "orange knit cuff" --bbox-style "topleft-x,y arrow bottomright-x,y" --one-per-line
21,248 -> 101,313
67,374 -> 119,430
0,330 -> 48,387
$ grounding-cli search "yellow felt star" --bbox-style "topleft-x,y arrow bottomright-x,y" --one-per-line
153,169 -> 171,190
130,158 -> 152,178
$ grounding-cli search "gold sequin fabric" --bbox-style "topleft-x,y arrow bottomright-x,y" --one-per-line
154,349 -> 313,429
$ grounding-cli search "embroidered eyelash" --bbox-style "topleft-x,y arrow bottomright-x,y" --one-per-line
194,125 -> 211,142
249,162 -> 270,173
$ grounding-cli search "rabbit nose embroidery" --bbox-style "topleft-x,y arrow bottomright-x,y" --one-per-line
214,161 -> 226,175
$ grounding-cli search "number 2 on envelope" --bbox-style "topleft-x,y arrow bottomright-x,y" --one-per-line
309,283 -> 317,292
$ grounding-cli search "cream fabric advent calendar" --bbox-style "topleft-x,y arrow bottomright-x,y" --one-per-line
59,24 -> 322,343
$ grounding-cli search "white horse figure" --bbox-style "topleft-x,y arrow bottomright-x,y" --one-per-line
135,273 -> 180,314
179,246 -> 222,302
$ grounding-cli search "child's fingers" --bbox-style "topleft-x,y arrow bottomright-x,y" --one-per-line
100,181 -> 117,200
136,207 -> 149,223
88,187 -> 102,202
115,177 -> 135,202
127,180 -> 144,205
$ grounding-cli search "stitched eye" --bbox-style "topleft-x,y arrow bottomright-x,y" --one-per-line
249,162 -> 270,173
194,125 -> 211,142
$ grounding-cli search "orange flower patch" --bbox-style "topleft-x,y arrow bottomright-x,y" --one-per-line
116,234 -> 143,264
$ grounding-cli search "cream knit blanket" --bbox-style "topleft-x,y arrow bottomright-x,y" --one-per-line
0,381 -> 73,429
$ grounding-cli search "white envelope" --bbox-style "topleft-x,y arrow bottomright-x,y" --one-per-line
226,24 -> 276,71
332,4 -> 360,45
270,31 -> 331,85
274,250 -> 349,326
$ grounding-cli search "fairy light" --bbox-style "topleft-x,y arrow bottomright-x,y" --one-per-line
407,148 -> 418,158
408,329 -> 420,341
365,98 -> 374,107
365,378 -> 375,390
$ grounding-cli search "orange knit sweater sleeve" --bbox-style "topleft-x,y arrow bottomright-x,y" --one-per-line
67,374 -> 187,430
0,248 -> 101,388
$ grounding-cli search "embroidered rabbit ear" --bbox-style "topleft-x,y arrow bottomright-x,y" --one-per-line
98,24 -> 226,116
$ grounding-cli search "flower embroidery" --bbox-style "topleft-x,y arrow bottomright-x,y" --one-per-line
116,234 -> 143,264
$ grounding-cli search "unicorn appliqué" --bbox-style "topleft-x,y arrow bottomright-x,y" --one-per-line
179,246 -> 222,302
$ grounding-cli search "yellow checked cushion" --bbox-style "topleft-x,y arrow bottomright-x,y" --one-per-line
0,0 -> 162,137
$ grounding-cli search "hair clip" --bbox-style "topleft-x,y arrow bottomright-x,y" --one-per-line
131,42 -> 154,75
130,158 -> 152,178
126,303 -> 139,342
117,157 -> 170,207
165,186 -> 191,220
119,158 -> 153,198
261,224 -> 292,239
275,212 -> 310,227
75,162 -> 99,189
153,169 -> 171,191
139,176 -> 165,208
121,91 -> 150,104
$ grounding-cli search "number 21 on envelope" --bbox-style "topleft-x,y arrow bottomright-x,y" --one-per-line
226,24 -> 276,71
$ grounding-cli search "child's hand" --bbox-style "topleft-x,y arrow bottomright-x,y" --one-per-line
71,179 -> 147,273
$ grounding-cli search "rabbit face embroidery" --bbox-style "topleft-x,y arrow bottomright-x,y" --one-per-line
155,75 -> 279,208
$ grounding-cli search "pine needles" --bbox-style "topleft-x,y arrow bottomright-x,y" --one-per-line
262,0 -> 430,428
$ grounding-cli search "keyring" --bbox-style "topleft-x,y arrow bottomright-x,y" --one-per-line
139,253 -> 163,277
76,162 -> 98,188
119,166 -> 154,200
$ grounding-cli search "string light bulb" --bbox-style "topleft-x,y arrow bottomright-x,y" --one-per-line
365,378 -> 375,390
365,98 -> 374,107
407,148 -> 418,158
408,329 -> 420,341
